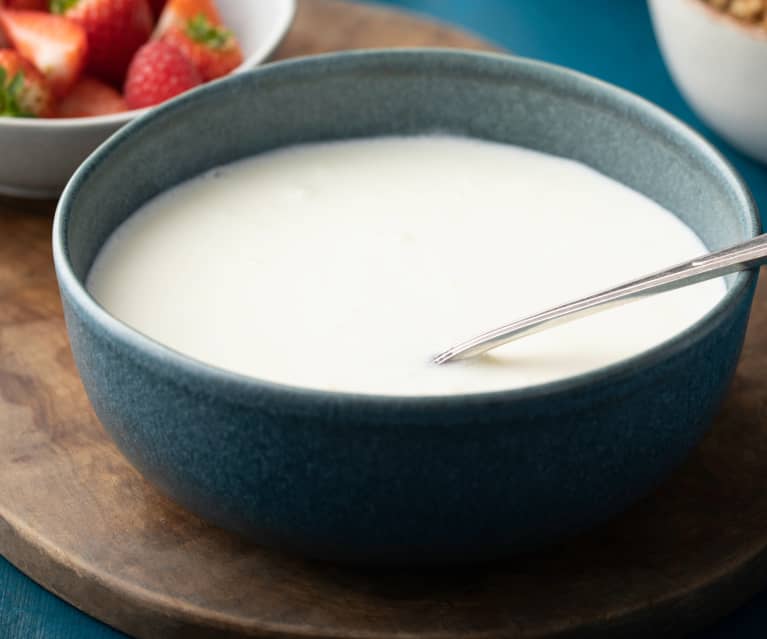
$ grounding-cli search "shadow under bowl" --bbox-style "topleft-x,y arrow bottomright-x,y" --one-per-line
53,49 -> 759,562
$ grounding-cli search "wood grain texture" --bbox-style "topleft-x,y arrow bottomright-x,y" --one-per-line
1,1 -> 767,638
273,0 -> 498,57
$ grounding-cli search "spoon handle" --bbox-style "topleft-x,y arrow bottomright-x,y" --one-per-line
433,233 -> 767,365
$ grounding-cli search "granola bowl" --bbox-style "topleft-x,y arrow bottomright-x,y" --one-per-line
649,0 -> 767,163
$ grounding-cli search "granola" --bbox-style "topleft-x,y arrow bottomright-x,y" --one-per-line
703,0 -> 765,23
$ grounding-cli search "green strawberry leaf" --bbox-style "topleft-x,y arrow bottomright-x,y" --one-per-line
50,0 -> 80,14
0,71 -> 35,118
7,72 -> 24,98
186,14 -> 233,49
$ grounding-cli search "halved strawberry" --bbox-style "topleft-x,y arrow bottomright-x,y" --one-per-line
51,0 -> 153,86
4,0 -> 49,9
57,75 -> 126,116
0,10 -> 87,97
162,14 -> 241,81
154,0 -> 222,38
124,39 -> 201,109
0,48 -> 54,116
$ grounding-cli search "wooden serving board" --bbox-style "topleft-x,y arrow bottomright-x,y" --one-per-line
2,1 -> 767,637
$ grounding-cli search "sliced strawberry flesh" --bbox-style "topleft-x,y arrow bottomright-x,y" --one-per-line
0,10 -> 87,96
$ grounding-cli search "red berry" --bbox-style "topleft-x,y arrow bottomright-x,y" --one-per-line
51,0 -> 153,86
57,75 -> 126,117
4,0 -> 48,9
124,40 -> 201,109
0,48 -> 54,116
148,0 -> 165,18
154,0 -> 222,38
161,14 -> 242,81
0,9 -> 87,97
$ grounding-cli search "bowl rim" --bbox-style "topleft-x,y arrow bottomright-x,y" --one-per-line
53,48 -> 761,408
0,0 -> 296,129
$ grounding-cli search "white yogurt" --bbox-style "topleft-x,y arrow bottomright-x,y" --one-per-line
87,136 -> 726,396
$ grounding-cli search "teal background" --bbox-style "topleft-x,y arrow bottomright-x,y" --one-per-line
3,0 -> 766,636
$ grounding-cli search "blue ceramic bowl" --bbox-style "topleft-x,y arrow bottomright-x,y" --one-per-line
53,50 -> 759,562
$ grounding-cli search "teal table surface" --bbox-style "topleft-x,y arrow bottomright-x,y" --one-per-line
3,1 -> 766,637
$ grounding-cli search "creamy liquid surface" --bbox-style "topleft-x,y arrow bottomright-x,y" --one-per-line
88,136 -> 726,395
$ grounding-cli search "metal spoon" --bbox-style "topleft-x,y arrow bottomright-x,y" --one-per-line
433,233 -> 767,365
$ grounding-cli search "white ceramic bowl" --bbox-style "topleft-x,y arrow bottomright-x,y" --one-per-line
0,0 -> 295,198
649,0 -> 767,164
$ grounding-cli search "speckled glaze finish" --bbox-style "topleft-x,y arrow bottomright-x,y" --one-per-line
53,50 -> 759,562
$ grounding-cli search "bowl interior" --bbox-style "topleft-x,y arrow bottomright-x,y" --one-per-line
57,50 -> 759,380
0,0 -> 295,198
223,0 -> 296,70
0,0 -> 295,128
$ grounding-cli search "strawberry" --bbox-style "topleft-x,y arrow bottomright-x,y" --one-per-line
154,0 -> 222,38
0,0 -> 49,46
0,48 -> 54,116
57,75 -> 126,116
0,10 -> 87,97
162,14 -> 242,81
124,39 -> 201,109
148,0 -> 165,18
51,0 -> 153,86
4,0 -> 49,9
